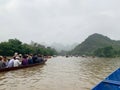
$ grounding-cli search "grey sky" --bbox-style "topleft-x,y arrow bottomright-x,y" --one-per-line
0,0 -> 120,45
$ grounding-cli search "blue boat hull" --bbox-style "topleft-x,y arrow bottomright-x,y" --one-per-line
92,68 -> 120,90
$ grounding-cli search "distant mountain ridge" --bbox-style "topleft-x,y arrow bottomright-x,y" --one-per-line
70,33 -> 120,55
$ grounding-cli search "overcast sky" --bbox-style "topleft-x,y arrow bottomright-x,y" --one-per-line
0,0 -> 120,45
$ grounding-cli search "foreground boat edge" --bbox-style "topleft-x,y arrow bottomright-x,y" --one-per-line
92,68 -> 120,90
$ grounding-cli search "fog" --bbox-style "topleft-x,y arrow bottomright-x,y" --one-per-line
0,0 -> 120,45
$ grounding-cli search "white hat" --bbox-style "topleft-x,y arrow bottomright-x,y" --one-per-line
16,57 -> 20,59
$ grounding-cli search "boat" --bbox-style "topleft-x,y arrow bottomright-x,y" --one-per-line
0,60 -> 47,72
92,68 -> 120,90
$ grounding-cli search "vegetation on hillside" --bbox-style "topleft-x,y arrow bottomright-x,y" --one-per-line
94,46 -> 114,57
0,39 -> 57,56
69,33 -> 120,57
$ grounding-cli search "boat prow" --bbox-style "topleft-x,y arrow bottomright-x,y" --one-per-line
92,68 -> 120,90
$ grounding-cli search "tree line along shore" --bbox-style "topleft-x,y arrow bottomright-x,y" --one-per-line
0,39 -> 57,56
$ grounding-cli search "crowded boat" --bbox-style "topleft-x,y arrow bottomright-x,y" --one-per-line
0,52 -> 47,69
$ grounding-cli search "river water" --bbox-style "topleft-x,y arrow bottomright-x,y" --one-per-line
0,56 -> 120,90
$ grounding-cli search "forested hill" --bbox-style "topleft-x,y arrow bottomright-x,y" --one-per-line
70,33 -> 120,56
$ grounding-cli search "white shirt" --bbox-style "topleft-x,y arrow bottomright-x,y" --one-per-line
7,59 -> 14,67
14,59 -> 21,67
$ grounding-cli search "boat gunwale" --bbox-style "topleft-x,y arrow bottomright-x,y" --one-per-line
0,60 -> 47,72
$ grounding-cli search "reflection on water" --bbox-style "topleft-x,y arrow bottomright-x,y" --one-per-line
0,56 -> 120,90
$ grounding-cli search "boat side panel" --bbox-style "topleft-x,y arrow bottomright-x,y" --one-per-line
92,68 -> 120,90
92,82 -> 120,90
0,60 -> 46,72
106,68 -> 120,81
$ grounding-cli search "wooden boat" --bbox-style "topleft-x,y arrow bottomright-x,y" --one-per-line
92,68 -> 120,90
0,60 -> 47,72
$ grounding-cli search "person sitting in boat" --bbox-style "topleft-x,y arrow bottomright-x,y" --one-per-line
37,54 -> 44,63
18,54 -> 23,62
7,56 -> 15,68
0,56 -> 4,69
14,57 -> 21,67
28,54 -> 33,64
2,56 -> 8,68
22,55 -> 28,65
14,52 -> 18,57
32,54 -> 38,64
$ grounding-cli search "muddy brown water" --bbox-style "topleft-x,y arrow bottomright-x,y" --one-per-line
0,56 -> 120,90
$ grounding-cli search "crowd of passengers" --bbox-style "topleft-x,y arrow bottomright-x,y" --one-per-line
0,53 -> 46,69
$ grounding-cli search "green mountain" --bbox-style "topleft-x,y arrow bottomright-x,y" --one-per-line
70,33 -> 120,55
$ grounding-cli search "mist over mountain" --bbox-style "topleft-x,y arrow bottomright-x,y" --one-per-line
50,42 -> 78,52
40,42 -> 78,52
51,42 -> 78,52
